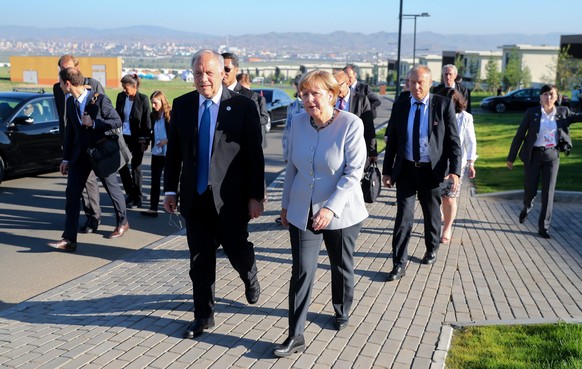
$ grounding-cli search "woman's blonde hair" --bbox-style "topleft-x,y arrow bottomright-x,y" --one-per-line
298,70 -> 340,107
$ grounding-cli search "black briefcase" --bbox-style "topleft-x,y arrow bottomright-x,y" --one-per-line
361,161 -> 381,203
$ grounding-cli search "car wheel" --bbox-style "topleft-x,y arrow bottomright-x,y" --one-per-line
265,113 -> 272,133
495,102 -> 507,113
0,156 -> 5,184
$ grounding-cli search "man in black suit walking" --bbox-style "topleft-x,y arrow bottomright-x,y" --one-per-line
163,50 -> 265,339
334,70 -> 377,161
221,52 -> 269,148
432,64 -> 471,113
53,54 -> 104,234
48,68 -> 129,252
344,64 -> 382,119
382,65 -> 462,281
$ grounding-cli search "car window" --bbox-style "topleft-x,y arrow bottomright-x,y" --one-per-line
0,99 -> 19,123
16,97 -> 56,123
274,90 -> 291,103
254,90 -> 273,104
513,90 -> 528,98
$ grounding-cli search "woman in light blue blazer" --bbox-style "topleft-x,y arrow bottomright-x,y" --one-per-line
273,70 -> 368,358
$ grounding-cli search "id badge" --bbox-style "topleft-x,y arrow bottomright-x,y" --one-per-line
544,130 -> 556,148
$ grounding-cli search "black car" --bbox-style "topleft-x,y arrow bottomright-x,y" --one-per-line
480,88 -> 570,113
0,89 -> 62,183
251,87 -> 293,132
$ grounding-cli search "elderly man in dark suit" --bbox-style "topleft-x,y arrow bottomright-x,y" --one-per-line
344,64 -> 382,119
163,50 -> 265,339
382,65 -> 462,281
334,70 -> 377,161
48,68 -> 129,252
221,52 -> 269,148
53,54 -> 105,234
432,64 -> 472,113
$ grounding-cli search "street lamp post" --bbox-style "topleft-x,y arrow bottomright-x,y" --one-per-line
403,12 -> 430,66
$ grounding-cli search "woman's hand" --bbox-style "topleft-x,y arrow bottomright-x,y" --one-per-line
312,207 -> 334,231
280,209 -> 289,228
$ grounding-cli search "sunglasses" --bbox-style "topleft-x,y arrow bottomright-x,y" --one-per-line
224,66 -> 234,73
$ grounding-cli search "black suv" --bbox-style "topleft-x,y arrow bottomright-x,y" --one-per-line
0,89 -> 62,183
251,87 -> 293,132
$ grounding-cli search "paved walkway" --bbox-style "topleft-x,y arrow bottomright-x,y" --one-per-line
1,171 -> 582,368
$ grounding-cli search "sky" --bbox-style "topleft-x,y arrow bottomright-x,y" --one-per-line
2,0 -> 580,37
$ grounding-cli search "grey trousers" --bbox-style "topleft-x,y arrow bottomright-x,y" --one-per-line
287,221 -> 362,337
523,147 -> 559,232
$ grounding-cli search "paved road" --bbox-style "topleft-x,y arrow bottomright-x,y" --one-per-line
0,95 -> 394,311
2,147 -> 582,368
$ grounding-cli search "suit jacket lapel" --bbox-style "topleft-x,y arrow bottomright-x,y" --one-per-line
213,88 -> 231,152
428,94 -> 435,139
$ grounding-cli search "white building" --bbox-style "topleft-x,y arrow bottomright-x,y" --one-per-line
500,44 -> 559,86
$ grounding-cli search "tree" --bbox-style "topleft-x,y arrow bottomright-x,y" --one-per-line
484,57 -> 501,93
454,54 -> 465,77
503,50 -> 524,90
555,46 -> 582,91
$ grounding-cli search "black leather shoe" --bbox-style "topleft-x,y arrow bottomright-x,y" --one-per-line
273,335 -> 305,357
80,218 -> 100,234
539,229 -> 551,239
422,251 -> 437,265
183,318 -> 215,339
48,239 -> 77,252
245,281 -> 260,304
334,315 -> 349,331
519,209 -> 528,223
386,266 -> 406,281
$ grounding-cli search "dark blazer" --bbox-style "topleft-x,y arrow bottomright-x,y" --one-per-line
433,82 -> 471,113
54,77 -> 105,143
347,91 -> 377,157
62,91 -> 122,165
354,81 -> 381,118
115,92 -> 152,142
382,94 -> 462,183
232,82 -> 269,147
508,106 -> 582,165
164,87 -> 265,218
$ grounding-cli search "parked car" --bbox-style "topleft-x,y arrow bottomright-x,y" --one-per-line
251,87 -> 293,132
480,88 -> 570,113
0,89 -> 62,184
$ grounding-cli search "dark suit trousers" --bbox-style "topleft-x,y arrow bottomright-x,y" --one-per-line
287,221 -> 362,337
147,155 -> 165,211
184,189 -> 258,320
119,135 -> 144,202
81,171 -> 101,222
392,162 -> 441,268
523,148 -> 559,232
63,154 -> 127,242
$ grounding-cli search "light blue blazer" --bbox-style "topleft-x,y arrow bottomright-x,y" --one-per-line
282,110 -> 369,231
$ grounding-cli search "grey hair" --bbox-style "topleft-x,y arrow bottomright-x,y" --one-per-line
411,65 -> 432,80
191,49 -> 224,70
442,64 -> 458,75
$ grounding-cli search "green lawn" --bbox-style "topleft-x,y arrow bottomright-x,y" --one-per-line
447,323 -> 582,369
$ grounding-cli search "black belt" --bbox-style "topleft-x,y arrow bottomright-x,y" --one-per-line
532,146 -> 556,152
405,160 -> 431,168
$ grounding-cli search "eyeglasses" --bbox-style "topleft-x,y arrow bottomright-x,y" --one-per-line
224,66 -> 233,73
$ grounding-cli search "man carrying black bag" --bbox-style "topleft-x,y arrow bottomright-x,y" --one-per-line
48,68 -> 129,253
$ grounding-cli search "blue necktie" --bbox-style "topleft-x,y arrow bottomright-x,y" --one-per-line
413,102 -> 422,162
197,99 -> 212,194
